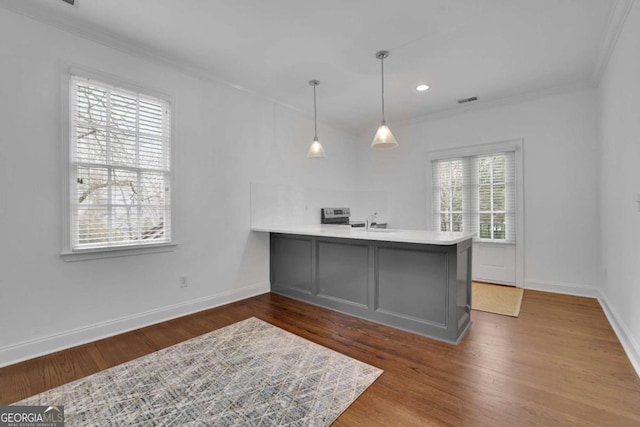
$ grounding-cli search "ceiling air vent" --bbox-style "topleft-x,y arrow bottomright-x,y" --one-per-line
457,96 -> 478,104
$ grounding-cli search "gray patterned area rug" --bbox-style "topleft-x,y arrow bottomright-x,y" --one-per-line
15,317 -> 382,426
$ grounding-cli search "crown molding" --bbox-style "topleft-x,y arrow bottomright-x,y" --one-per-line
591,0 -> 636,85
0,1 -> 307,117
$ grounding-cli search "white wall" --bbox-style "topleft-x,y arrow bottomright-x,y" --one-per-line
354,90 -> 601,294
0,9 -> 359,366
598,2 -> 640,372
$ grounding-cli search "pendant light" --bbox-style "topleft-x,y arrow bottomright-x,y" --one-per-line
307,80 -> 326,159
371,50 -> 398,149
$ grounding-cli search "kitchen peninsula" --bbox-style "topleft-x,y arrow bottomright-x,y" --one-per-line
252,225 -> 474,344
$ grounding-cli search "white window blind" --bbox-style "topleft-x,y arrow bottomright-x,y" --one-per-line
432,151 -> 516,244
69,75 -> 171,250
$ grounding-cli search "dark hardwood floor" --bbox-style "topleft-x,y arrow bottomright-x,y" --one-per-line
1,290 -> 640,426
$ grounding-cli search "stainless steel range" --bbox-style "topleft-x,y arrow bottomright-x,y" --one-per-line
320,208 -> 365,227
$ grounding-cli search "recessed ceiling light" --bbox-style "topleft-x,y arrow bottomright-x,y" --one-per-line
416,84 -> 430,92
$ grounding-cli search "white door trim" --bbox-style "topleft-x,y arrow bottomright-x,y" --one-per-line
426,138 -> 525,288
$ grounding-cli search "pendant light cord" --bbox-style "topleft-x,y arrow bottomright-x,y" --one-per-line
380,55 -> 385,123
313,84 -> 318,138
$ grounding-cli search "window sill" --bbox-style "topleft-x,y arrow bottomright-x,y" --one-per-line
61,242 -> 178,262
473,238 -> 514,245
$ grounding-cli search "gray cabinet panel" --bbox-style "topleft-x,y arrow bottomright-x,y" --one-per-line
456,242 -> 470,326
271,235 -> 312,294
317,241 -> 368,307
269,233 -> 472,344
376,247 -> 447,326
455,239 -> 472,333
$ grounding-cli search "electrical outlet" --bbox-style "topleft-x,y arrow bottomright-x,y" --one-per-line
179,276 -> 188,288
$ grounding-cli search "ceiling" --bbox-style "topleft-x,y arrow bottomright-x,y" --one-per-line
0,0 -> 627,133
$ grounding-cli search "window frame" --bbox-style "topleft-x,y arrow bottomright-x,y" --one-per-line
426,139 -> 523,241
431,152 -> 513,243
477,154 -> 508,241
61,67 -> 177,262
436,159 -> 465,232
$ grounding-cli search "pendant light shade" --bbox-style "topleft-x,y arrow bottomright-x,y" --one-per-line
307,136 -> 326,158
307,80 -> 326,159
371,50 -> 398,149
371,122 -> 398,148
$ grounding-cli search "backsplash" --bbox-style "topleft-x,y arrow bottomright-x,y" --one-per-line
250,182 -> 389,228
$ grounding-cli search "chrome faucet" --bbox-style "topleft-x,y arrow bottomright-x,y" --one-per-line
366,212 -> 378,231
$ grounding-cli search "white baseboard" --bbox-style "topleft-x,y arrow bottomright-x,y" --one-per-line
524,278 -> 600,298
598,294 -> 640,378
0,282 -> 269,368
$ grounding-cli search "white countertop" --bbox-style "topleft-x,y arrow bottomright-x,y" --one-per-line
251,224 -> 475,245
